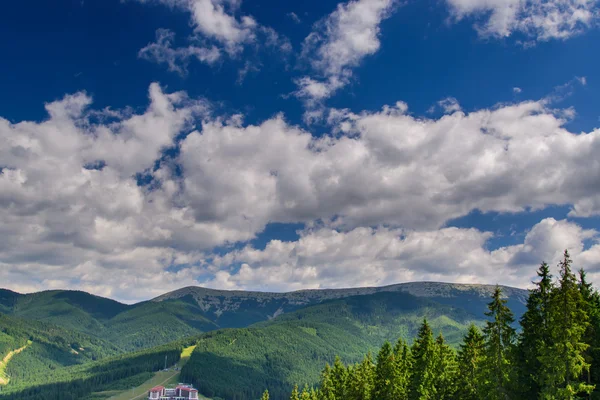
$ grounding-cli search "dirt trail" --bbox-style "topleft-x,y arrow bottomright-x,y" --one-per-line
0,343 -> 29,385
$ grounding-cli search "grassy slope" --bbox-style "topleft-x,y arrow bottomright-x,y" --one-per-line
0,314 -> 122,388
181,291 -> 483,400
0,290 -> 221,353
0,283 -> 528,354
89,345 -> 202,400
0,337 -> 192,400
104,301 -> 217,352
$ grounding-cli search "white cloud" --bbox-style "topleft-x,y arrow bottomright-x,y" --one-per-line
204,218 -> 600,292
438,97 -> 462,113
287,12 -> 302,24
3,86 -> 600,301
139,29 -> 221,75
446,0 -> 600,41
295,0 -> 397,105
136,0 -> 257,52
513,87 -> 522,93
135,0 -> 290,73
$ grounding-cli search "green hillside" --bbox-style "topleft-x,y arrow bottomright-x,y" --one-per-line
0,283 -> 528,354
0,290 -> 129,339
0,282 -> 528,400
180,291 -> 485,400
0,291 -> 211,352
0,314 -> 121,387
104,299 -> 218,351
0,338 -> 192,400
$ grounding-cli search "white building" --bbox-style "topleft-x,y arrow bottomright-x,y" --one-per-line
149,384 -> 199,400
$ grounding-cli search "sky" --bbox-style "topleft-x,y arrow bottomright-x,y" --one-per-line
0,0 -> 599,303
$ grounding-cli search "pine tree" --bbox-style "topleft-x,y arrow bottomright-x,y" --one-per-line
290,384 -> 300,400
579,268 -> 600,392
261,389 -> 269,400
309,387 -> 319,400
410,319 -> 437,400
516,262 -> 554,397
539,250 -> 595,398
481,285 -> 516,400
299,385 -> 312,400
330,356 -> 347,399
374,341 -> 397,400
319,363 -> 337,400
456,324 -> 485,400
346,353 -> 374,400
433,333 -> 457,399
393,338 -> 411,399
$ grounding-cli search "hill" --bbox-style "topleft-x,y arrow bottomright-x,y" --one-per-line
0,290 -> 212,352
179,290 -> 517,400
0,282 -> 528,352
0,337 -> 192,400
0,281 -> 528,399
0,313 -> 121,387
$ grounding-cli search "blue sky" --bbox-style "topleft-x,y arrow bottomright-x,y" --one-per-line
0,0 -> 599,302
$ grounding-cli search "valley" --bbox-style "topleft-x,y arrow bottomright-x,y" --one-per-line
89,345 -> 205,400
0,282 -> 529,400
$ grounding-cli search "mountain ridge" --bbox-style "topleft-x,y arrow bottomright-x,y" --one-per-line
152,281 -> 528,302
2,280 -> 529,305
0,281 -> 529,353
151,281 -> 529,327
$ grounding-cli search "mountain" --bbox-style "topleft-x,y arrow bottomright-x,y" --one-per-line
152,282 -> 529,329
0,282 -> 529,400
0,283 -> 528,352
0,289 -> 129,337
1,336 -> 190,400
0,290 -> 212,351
179,290 -> 496,400
0,313 -> 121,387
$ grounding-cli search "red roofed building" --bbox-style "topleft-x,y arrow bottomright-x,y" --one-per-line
148,384 -> 198,400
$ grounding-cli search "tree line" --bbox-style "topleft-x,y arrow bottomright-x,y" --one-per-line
259,250 -> 600,400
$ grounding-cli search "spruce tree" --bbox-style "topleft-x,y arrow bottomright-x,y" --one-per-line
347,353 -> 374,400
456,324 -> 485,400
516,262 -> 554,397
330,356 -> 347,399
290,384 -> 300,400
433,333 -> 457,399
539,250 -> 594,398
319,363 -> 337,400
309,387 -> 319,400
579,268 -> 600,392
393,338 -> 411,399
300,385 -> 312,400
261,389 -> 269,400
410,319 -> 437,400
481,285 -> 516,400
374,341 -> 397,400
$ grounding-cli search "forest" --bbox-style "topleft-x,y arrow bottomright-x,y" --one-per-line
257,250 -> 600,400
0,339 -> 189,400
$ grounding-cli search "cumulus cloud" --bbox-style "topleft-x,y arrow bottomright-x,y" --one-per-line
135,0 -> 290,73
204,218 -> 600,292
446,0 -> 600,41
294,0 -> 397,107
136,0 -> 257,52
3,86 -> 600,301
435,97 -> 462,114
